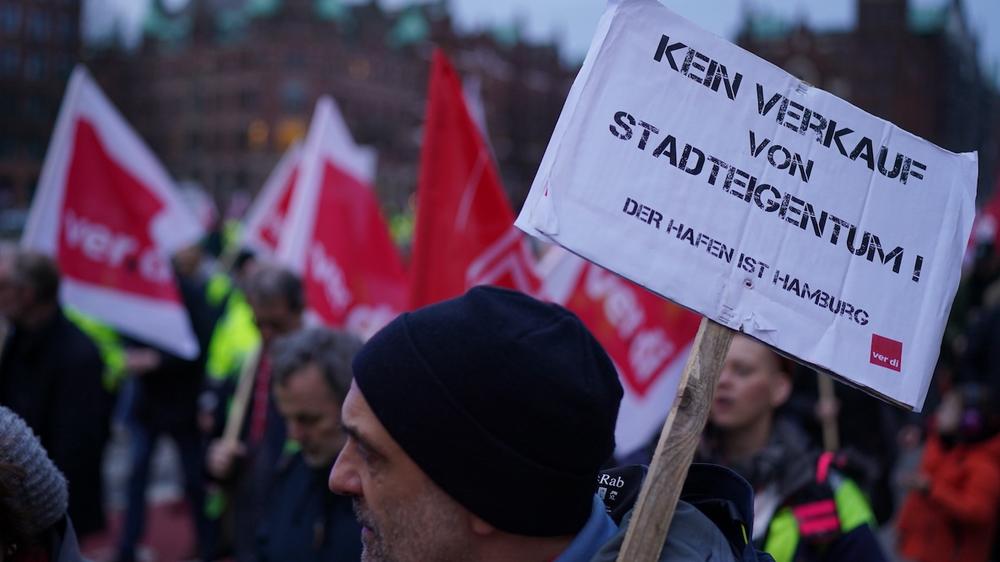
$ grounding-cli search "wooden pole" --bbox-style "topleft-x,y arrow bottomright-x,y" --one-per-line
615,318 -> 735,562
817,374 -> 840,452
221,345 -> 262,444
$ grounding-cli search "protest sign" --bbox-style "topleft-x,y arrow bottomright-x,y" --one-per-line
277,97 -> 407,340
410,50 -> 541,308
22,66 -> 203,358
243,143 -> 301,255
517,0 -> 978,412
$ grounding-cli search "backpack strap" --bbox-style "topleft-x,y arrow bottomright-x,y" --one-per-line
785,452 -> 841,543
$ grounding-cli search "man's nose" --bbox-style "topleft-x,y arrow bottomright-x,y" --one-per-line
329,441 -> 362,496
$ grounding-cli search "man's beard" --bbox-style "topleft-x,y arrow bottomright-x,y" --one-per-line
351,493 -> 471,562
353,499 -> 396,562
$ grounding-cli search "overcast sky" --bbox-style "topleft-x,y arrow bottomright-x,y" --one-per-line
84,0 -> 1000,82
441,0 -> 1000,77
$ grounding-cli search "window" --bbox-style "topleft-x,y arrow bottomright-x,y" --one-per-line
25,97 -> 49,119
0,92 -> 16,116
281,79 -> 307,113
24,53 -> 44,81
0,48 -> 18,77
0,175 -> 13,208
235,169 -> 248,190
0,5 -> 21,35
186,131 -> 203,152
55,54 -> 72,78
55,13 -> 74,42
0,138 -> 15,159
27,11 -> 50,42
239,90 -> 257,110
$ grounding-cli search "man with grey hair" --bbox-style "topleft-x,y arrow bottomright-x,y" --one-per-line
256,326 -> 363,562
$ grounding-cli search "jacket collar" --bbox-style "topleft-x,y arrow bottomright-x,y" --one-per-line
554,496 -> 618,562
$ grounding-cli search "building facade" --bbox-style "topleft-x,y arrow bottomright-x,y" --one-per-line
0,0 -> 80,217
87,0 -> 576,220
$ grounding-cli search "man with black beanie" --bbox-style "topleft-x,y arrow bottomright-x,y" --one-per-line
329,286 -> 738,562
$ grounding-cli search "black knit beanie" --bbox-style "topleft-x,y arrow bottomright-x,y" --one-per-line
353,286 -> 623,537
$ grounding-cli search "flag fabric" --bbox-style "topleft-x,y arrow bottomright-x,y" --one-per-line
22,66 -> 203,358
276,97 -> 407,340
242,143 -> 302,255
540,247 -> 701,456
409,49 -> 541,308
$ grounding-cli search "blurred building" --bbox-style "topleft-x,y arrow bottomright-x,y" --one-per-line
86,0 -> 576,218
0,0 -> 80,220
738,0 -> 1000,201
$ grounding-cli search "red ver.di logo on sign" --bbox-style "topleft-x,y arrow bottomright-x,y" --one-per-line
871,334 -> 902,372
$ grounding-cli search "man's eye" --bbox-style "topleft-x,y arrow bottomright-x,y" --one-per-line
357,442 -> 373,461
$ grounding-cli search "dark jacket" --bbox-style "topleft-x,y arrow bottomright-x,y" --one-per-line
131,275 -> 214,432
51,517 -> 90,562
257,452 -> 361,562
227,357 -> 288,562
589,501 -> 739,562
0,308 -> 111,537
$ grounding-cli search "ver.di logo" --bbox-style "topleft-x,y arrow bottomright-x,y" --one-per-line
870,334 -> 902,372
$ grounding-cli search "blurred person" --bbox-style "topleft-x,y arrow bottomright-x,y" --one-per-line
206,265 -> 304,562
0,406 -> 88,562
896,383 -> 1000,562
781,373 -> 903,524
257,327 -> 363,562
957,291 -> 1000,402
199,250 -> 261,437
0,250 -> 112,539
697,334 -> 886,562
329,286 -> 740,562
115,245 -> 216,562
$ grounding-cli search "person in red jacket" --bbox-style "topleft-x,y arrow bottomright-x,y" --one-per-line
896,382 -> 1000,562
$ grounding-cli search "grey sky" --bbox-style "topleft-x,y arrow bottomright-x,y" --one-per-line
443,0 -> 999,81
84,0 -> 1000,81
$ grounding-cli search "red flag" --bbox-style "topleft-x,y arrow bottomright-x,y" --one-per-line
541,248 -> 701,455
242,143 -> 301,255
409,49 -> 541,308
22,67 -> 203,358
276,97 -> 407,340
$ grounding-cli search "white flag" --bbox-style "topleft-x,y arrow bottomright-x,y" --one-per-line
22,66 -> 204,358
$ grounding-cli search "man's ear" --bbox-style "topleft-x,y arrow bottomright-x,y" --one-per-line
470,514 -> 497,537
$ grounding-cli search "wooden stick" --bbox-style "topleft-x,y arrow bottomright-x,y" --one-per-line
817,374 -> 840,452
222,345 -> 262,444
616,318 -> 735,562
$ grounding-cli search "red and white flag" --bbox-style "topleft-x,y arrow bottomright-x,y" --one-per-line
276,97 -> 407,340
540,248 -> 701,456
242,143 -> 302,255
22,66 -> 203,358
409,49 -> 541,308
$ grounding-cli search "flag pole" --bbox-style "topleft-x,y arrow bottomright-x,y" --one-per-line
817,374 -> 840,452
222,345 -> 262,444
615,318 -> 735,562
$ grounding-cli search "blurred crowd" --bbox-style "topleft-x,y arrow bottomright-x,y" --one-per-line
0,226 -> 997,562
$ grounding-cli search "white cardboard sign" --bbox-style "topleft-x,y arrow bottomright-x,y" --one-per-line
516,0 -> 978,411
